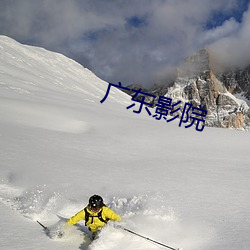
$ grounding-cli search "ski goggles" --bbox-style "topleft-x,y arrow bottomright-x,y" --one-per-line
89,204 -> 101,212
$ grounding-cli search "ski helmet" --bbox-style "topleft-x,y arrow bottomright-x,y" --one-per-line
89,195 -> 104,210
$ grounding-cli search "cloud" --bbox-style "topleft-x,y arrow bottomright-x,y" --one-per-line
209,4 -> 250,69
200,18 -> 240,45
0,0 -> 249,87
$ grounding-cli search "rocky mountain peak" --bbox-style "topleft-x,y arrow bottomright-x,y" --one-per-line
217,66 -> 250,101
177,48 -> 210,78
123,48 -> 250,130
165,49 -> 250,130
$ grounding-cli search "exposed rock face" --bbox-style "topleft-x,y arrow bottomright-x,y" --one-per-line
217,66 -> 250,100
165,49 -> 250,130
124,49 -> 250,130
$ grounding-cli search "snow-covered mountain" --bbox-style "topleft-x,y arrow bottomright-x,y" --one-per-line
0,36 -> 250,250
166,49 -> 250,130
217,65 -> 250,102
127,49 -> 250,130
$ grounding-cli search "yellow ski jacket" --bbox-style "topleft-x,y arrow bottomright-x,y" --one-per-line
67,206 -> 121,233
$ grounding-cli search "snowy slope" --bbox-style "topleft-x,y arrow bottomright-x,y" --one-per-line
0,36 -> 250,250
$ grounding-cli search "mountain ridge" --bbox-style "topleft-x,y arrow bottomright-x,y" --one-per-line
168,48 -> 250,130
125,49 -> 250,130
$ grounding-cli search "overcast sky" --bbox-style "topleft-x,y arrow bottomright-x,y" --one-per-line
0,0 -> 249,87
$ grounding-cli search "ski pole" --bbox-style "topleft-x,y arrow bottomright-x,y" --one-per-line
122,227 -> 180,250
37,220 -> 48,231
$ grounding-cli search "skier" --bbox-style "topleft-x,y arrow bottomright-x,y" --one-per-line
66,194 -> 121,239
